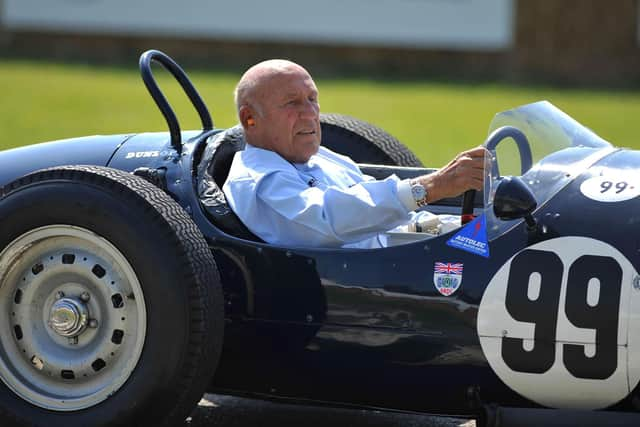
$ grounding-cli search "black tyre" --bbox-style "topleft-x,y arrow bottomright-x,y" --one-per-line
320,113 -> 423,167
0,166 -> 223,427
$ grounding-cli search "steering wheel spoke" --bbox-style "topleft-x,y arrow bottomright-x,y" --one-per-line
461,126 -> 533,222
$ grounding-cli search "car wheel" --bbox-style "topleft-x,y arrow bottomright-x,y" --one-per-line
320,113 -> 423,167
0,166 -> 223,427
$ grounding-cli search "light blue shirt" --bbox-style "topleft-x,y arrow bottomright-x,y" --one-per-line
223,144 -> 419,248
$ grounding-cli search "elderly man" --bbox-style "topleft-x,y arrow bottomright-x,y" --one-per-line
223,59 -> 486,248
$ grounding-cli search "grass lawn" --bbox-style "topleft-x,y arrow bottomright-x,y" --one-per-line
1,59 -> 639,167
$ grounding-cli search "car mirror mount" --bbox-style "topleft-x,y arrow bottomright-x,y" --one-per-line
493,176 -> 538,230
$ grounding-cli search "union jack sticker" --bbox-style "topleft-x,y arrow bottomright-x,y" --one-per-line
433,262 -> 463,296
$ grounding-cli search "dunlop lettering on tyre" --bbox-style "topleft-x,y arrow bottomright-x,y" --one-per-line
477,237 -> 639,409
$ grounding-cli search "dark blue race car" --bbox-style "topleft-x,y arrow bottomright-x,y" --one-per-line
0,51 -> 638,427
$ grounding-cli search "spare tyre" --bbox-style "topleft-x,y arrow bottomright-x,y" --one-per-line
0,166 -> 223,427
320,113 -> 423,167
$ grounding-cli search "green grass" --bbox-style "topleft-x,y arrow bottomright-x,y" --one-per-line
2,59 -> 640,167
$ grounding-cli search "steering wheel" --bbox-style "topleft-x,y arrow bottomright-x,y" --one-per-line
461,126 -> 533,224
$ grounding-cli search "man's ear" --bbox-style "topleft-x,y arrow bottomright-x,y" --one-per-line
239,106 -> 255,129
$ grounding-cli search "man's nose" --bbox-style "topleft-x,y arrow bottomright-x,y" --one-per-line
299,99 -> 319,118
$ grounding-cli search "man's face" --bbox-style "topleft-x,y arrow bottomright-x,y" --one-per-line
248,67 -> 321,163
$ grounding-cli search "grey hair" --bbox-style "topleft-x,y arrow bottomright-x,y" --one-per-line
233,77 -> 261,119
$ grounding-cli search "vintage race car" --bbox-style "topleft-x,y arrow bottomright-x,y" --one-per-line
0,50 -> 639,427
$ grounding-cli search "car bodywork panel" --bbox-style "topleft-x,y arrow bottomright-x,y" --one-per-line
0,135 -> 131,188
203,145 -> 640,414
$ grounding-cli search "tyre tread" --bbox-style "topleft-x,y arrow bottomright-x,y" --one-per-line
320,113 -> 423,167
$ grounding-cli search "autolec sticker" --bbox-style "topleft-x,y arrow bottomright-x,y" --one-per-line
477,237 -> 639,410
446,214 -> 489,258
433,262 -> 463,296
580,172 -> 640,202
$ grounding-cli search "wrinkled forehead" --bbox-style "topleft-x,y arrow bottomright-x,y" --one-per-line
253,66 -> 316,99
265,71 -> 315,93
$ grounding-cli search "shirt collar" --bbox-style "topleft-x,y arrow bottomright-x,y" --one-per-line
245,143 -> 319,171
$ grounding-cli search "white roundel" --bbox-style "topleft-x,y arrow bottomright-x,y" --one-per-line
580,173 -> 640,203
477,237 -> 639,409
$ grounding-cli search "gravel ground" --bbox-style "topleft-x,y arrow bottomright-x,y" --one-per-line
181,394 -> 475,427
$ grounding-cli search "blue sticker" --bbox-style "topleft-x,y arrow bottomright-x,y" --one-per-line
446,214 -> 490,258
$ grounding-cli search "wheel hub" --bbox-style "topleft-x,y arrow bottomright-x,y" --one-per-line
0,225 -> 147,411
48,297 -> 89,337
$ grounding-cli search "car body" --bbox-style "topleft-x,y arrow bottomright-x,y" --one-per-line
0,51 -> 639,426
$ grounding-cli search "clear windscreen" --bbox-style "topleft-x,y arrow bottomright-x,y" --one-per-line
386,101 -> 615,247
484,101 -> 614,239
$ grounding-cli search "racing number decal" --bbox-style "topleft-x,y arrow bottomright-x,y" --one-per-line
580,173 -> 640,202
502,250 -> 562,374
477,237 -> 638,410
564,255 -> 621,379
599,180 -> 630,194
502,250 -> 622,379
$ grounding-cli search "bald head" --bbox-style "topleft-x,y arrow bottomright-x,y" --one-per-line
234,59 -> 321,163
234,59 -> 310,116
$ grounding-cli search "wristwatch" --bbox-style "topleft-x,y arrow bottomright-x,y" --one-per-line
410,180 -> 428,207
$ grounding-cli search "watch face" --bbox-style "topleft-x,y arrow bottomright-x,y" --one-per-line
411,184 -> 426,201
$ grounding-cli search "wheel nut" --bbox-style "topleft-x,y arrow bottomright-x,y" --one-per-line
89,319 -> 99,328
31,356 -> 44,370
55,291 -> 65,300
80,292 -> 90,302
68,336 -> 78,345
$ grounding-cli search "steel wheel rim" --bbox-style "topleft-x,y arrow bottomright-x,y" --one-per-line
0,225 -> 147,411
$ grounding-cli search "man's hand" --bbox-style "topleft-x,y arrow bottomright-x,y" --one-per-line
416,146 -> 489,203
